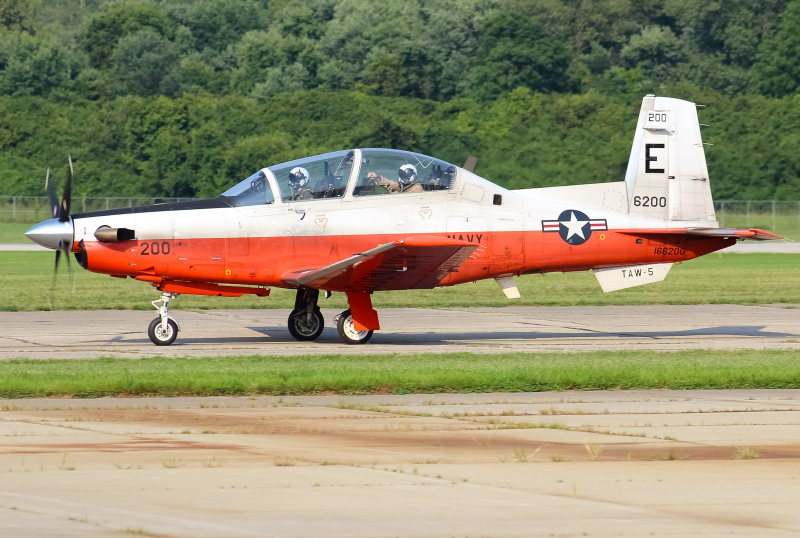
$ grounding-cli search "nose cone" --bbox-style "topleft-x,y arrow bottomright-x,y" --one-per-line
25,218 -> 74,250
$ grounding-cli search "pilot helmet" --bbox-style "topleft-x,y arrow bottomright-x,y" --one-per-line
398,164 -> 417,185
288,167 -> 309,189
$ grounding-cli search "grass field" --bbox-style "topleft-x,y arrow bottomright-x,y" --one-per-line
1,251 -> 799,312
2,350 -> 799,398
0,222 -> 32,243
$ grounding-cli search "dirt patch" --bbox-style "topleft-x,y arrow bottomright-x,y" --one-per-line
4,395 -> 800,466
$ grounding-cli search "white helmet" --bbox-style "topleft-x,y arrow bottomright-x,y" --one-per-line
289,167 -> 309,188
398,164 -> 417,185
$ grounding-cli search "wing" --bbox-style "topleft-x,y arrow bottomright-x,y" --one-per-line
281,235 -> 478,292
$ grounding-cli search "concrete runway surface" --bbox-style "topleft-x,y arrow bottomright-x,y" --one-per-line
2,390 -> 800,537
1,304 -> 799,359
2,305 -> 800,536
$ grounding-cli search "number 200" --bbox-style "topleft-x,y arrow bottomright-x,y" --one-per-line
648,112 -> 667,122
140,241 -> 170,255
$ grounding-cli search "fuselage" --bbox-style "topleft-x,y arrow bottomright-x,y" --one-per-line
65,151 -> 732,292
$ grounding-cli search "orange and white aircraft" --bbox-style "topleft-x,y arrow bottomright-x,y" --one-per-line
27,95 -> 780,345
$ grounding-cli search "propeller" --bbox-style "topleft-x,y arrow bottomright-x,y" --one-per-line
50,157 -> 74,279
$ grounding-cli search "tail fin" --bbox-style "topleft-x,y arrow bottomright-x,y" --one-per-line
624,95 -> 716,223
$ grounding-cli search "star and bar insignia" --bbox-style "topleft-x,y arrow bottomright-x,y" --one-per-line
542,210 -> 607,245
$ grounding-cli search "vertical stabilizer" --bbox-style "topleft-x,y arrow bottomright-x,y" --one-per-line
624,95 -> 716,223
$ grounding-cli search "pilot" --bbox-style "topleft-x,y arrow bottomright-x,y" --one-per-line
288,167 -> 313,200
365,164 -> 424,193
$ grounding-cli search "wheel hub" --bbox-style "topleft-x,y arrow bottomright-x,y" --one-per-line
294,313 -> 320,336
155,322 -> 173,341
342,316 -> 369,340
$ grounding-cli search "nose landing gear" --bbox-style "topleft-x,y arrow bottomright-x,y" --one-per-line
148,291 -> 180,346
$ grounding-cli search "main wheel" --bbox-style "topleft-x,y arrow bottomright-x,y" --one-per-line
336,309 -> 373,345
288,308 -> 324,341
148,317 -> 178,346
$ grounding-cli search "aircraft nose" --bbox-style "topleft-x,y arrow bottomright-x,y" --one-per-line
25,218 -> 74,251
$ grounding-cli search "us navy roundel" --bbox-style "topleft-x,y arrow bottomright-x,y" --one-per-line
542,210 -> 608,245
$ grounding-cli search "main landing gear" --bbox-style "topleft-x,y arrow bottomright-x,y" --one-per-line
287,288 -> 374,345
148,291 -> 180,346
288,287 -> 325,341
334,309 -> 374,345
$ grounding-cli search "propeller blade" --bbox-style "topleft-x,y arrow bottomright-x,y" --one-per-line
45,168 -> 59,219
50,157 -> 77,304
60,156 -> 73,222
59,238 -> 72,273
50,249 -> 61,307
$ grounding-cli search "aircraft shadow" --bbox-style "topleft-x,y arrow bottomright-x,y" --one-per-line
366,326 -> 795,345
237,325 -> 794,346
124,325 -> 795,346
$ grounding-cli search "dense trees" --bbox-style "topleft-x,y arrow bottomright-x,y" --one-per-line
472,13 -> 572,99
3,88 -> 800,200
0,0 -> 798,200
9,0 -> 788,101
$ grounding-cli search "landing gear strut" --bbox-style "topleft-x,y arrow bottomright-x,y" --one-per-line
288,287 -> 324,341
148,291 -> 180,346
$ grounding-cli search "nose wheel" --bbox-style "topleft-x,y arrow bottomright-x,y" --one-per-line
148,291 -> 180,346
335,309 -> 373,345
148,316 -> 178,346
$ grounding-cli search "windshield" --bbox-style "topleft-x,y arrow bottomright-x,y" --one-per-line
219,170 -> 274,206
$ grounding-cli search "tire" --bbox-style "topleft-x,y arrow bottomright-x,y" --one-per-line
148,317 -> 178,346
288,308 -> 324,341
336,309 -> 373,345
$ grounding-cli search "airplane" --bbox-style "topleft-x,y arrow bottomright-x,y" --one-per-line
26,94 -> 782,346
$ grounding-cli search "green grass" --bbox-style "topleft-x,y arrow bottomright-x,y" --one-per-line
0,222 -> 33,243
2,350 -> 800,398
1,251 -> 799,312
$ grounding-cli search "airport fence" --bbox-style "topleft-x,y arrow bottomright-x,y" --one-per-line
1,196 -> 799,240
714,201 -> 800,240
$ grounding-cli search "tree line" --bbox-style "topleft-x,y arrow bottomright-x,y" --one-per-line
1,0 -> 799,200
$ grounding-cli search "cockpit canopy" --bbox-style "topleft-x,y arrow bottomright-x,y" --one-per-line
220,149 -> 456,206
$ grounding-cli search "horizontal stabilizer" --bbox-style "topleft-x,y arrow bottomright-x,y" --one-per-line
686,228 -> 783,241
593,263 -> 672,292
281,236 -> 477,291
614,228 -> 784,241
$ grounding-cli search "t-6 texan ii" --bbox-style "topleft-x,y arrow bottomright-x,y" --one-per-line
26,95 -> 781,346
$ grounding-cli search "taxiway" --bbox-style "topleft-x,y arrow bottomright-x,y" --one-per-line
1,304 -> 799,359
